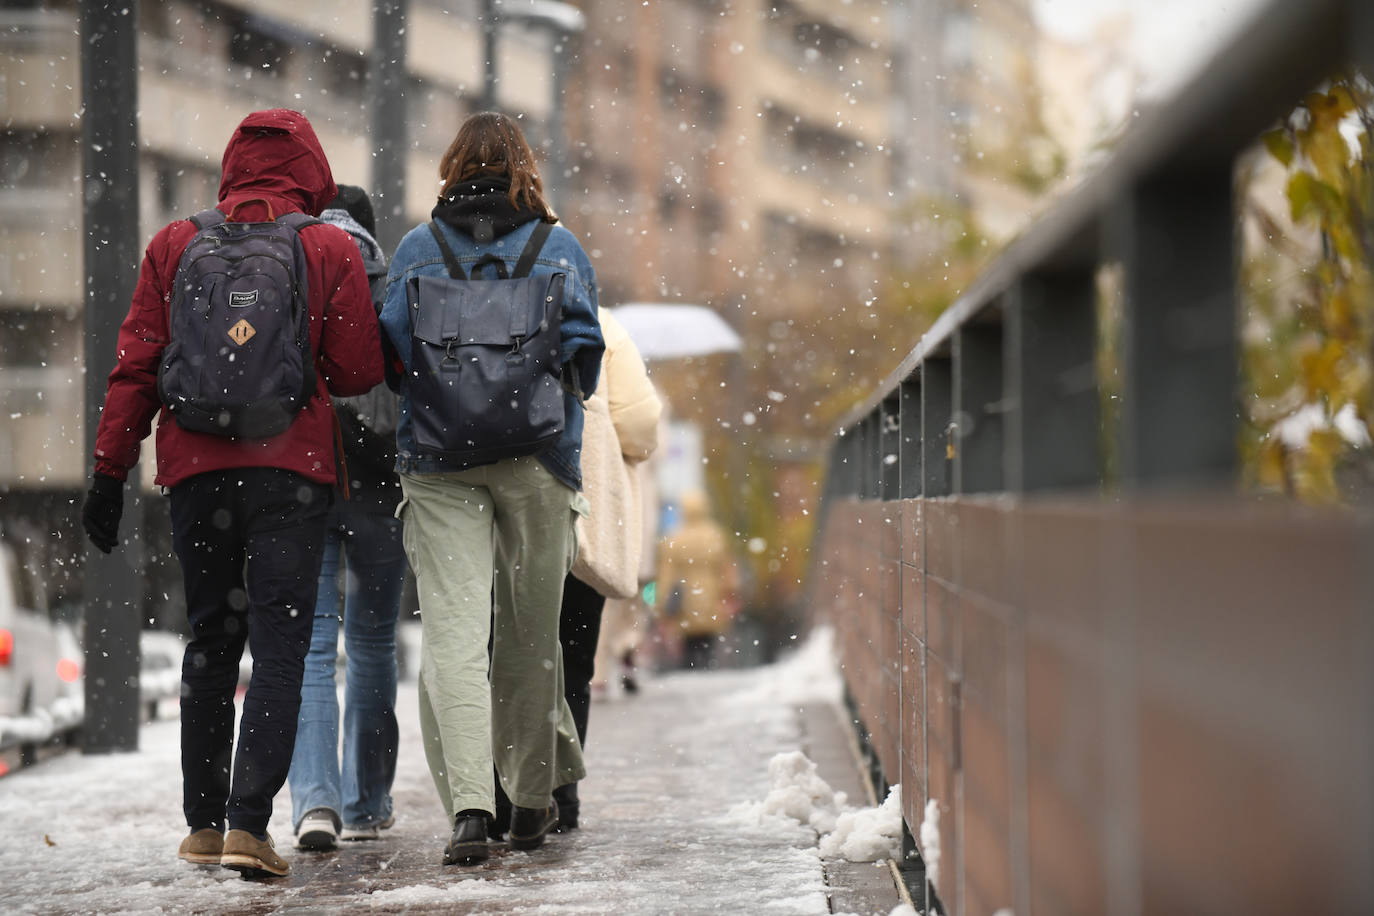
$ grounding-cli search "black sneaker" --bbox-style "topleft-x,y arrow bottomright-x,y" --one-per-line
509,800 -> 559,851
443,813 -> 489,866
552,782 -> 579,831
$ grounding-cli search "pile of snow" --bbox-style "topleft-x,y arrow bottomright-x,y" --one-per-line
749,750 -> 848,834
919,798 -> 941,889
819,784 -> 903,862
730,624 -> 844,708
729,749 -> 903,864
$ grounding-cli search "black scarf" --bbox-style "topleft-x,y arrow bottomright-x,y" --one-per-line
431,175 -> 552,243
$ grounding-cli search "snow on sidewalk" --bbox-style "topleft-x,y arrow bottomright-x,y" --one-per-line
0,627 -> 902,915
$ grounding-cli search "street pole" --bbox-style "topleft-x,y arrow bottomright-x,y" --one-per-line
370,0 -> 409,255
79,0 -> 142,754
546,28 -> 571,213
481,0 -> 499,111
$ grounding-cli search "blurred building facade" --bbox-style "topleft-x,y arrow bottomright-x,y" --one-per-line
1,0 -> 1066,617
0,0 -> 559,496
563,0 -> 909,323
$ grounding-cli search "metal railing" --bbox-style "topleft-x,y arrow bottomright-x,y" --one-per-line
814,2 -> 1374,914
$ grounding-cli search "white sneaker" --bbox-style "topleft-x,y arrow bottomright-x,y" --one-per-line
295,809 -> 338,850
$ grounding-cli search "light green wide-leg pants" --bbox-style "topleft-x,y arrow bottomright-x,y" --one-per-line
399,456 -> 587,821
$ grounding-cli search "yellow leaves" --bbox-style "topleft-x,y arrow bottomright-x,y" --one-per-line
1254,437 -> 1289,493
1262,128 -> 1295,168
1286,172 -> 1342,224
1298,337 -> 1344,398
1245,74 -> 1374,507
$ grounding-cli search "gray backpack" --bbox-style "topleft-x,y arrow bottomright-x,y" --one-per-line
157,207 -> 319,438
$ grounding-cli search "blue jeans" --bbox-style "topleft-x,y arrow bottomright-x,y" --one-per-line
287,504 -> 405,831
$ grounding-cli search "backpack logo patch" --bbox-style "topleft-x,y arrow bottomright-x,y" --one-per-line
228,319 -> 256,345
229,290 -> 259,307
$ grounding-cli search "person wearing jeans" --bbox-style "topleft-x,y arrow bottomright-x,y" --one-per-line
288,510 -> 405,844
287,187 -> 406,850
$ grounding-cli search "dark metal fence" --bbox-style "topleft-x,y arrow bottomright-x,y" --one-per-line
813,2 -> 1374,913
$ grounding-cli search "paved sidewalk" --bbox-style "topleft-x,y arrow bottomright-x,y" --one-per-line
1,642 -> 904,914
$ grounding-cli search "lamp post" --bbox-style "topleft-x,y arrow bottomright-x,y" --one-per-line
79,0 -> 143,755
371,0 -> 408,255
481,0 -> 586,211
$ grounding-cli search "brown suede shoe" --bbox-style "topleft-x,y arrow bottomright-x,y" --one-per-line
177,828 -> 224,865
220,829 -> 289,878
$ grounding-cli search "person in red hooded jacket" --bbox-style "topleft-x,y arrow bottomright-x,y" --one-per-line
81,110 -> 383,879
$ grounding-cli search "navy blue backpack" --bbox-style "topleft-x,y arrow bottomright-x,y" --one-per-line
157,206 -> 319,438
407,220 -> 567,464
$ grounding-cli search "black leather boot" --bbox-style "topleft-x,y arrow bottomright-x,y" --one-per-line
553,781 -> 580,830
509,800 -> 559,851
443,811 -> 490,865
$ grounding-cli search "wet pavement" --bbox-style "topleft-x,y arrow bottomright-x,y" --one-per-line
3,647 -> 905,915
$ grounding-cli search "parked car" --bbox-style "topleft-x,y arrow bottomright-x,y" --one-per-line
0,541 -> 83,764
139,630 -> 185,720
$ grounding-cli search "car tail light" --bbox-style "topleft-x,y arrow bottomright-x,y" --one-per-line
0,629 -> 12,667
57,657 -> 81,684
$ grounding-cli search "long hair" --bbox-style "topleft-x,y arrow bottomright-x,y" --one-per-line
438,111 -> 556,221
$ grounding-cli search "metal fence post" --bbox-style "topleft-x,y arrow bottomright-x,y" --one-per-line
80,0 -> 142,755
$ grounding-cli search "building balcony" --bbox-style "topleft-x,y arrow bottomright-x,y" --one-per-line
0,9 -> 80,130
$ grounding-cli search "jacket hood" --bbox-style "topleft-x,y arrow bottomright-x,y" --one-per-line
218,109 -> 337,218
321,207 -> 387,279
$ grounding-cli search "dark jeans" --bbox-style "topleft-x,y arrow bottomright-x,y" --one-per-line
170,468 -> 331,836
559,573 -> 605,746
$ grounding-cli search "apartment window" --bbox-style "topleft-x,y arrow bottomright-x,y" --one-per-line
659,190 -> 679,222
699,196 -> 724,240
229,20 -> 288,77
323,47 -> 366,104
0,310 -> 61,368
699,86 -> 725,128
155,159 -> 175,213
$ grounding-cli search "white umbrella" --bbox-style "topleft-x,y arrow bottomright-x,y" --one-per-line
607,303 -> 742,360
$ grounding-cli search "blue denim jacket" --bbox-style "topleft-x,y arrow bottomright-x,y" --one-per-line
379,218 -> 604,489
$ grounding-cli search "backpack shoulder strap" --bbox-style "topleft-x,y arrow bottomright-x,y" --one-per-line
427,221 -> 466,280
189,208 -> 225,231
277,212 -> 321,232
512,220 -> 554,279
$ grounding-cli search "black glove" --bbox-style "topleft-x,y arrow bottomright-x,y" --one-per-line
82,473 -> 124,554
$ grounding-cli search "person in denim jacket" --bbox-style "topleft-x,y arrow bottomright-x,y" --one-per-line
378,111 -> 603,866
289,185 -> 406,852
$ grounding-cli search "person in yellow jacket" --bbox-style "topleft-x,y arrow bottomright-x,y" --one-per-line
657,489 -> 736,669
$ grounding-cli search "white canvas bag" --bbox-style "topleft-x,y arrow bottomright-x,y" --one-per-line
571,387 -> 641,599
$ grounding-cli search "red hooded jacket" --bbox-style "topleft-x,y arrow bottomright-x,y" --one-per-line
93,109 -> 384,488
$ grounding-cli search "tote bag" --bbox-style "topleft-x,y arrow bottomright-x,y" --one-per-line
571,388 -> 641,600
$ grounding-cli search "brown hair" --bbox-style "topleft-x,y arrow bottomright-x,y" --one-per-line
437,111 -> 556,222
